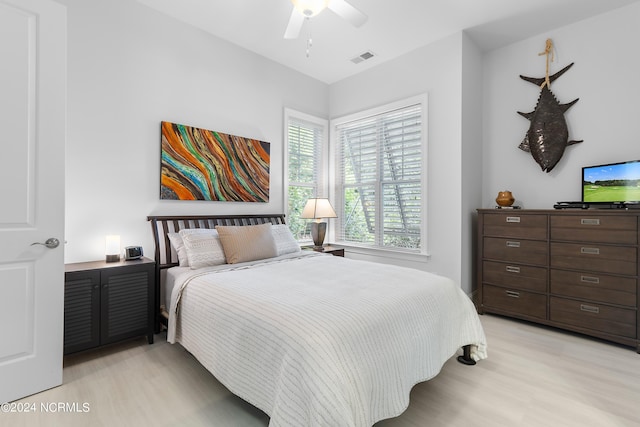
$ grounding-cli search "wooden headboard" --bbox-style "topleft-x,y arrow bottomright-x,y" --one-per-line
146,214 -> 286,330
147,214 -> 286,269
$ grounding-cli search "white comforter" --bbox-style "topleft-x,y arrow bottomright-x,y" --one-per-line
168,253 -> 487,427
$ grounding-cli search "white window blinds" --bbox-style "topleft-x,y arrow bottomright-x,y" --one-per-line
336,102 -> 424,250
288,117 -> 323,186
286,110 -> 327,241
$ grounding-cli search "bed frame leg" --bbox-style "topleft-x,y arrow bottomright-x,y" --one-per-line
457,345 -> 476,365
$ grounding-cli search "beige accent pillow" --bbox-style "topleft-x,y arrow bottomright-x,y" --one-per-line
216,223 -> 277,264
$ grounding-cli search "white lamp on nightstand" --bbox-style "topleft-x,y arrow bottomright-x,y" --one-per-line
301,198 -> 337,249
105,235 -> 121,263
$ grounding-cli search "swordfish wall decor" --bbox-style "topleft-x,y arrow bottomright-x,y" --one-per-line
517,39 -> 582,173
160,121 -> 270,201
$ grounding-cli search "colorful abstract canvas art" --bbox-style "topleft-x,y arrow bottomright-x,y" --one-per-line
160,121 -> 270,202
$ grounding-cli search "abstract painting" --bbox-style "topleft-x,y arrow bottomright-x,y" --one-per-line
160,121 -> 270,202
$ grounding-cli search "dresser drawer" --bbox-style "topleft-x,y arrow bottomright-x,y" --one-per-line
550,242 -> 637,275
550,296 -> 637,338
550,215 -> 637,245
483,261 -> 547,293
484,213 -> 547,240
483,284 -> 547,320
550,270 -> 637,307
484,237 -> 548,266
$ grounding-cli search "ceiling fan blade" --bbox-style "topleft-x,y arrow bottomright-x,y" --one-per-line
327,0 -> 367,27
284,9 -> 305,39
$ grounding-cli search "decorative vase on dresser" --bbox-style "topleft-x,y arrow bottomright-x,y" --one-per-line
495,191 -> 515,208
476,209 -> 639,352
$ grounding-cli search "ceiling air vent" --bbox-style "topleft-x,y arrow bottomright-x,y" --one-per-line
350,51 -> 375,64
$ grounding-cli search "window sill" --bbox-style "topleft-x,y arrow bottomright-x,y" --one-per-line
330,243 -> 431,263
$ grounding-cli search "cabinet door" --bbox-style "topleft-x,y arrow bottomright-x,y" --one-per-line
100,264 -> 152,345
64,271 -> 100,354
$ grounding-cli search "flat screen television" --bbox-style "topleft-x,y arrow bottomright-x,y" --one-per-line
582,160 -> 640,205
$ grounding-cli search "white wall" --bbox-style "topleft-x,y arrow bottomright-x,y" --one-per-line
461,34 -> 484,295
329,32 -> 484,293
59,0 -> 328,263
59,0 -> 637,295
482,3 -> 640,209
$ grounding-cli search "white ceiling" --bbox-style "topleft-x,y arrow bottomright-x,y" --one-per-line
136,0 -> 640,84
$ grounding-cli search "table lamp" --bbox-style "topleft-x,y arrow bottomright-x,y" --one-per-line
301,198 -> 337,249
105,235 -> 121,262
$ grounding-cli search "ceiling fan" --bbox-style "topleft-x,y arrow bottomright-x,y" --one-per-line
284,0 -> 368,39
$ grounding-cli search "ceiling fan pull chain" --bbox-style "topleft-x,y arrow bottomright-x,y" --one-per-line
306,17 -> 313,57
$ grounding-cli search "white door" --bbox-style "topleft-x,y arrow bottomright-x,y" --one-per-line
0,0 -> 66,403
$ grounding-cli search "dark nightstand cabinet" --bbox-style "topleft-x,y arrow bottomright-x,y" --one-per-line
303,245 -> 345,257
64,258 -> 155,355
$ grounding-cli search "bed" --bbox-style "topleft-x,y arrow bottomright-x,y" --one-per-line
148,214 -> 487,427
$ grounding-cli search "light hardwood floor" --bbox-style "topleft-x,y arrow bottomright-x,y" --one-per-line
4,314 -> 639,427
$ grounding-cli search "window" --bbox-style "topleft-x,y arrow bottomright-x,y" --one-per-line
332,95 -> 427,252
284,109 -> 328,241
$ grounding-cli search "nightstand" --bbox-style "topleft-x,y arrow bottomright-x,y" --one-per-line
64,257 -> 155,355
302,245 -> 345,257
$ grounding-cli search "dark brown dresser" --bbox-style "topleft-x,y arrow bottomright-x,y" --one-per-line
477,209 -> 639,352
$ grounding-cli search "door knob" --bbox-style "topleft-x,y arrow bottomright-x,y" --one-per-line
31,238 -> 60,249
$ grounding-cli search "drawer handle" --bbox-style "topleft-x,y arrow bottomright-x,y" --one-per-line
506,266 -> 521,273
505,290 -> 520,298
506,216 -> 521,223
580,275 -> 600,284
580,304 -> 600,314
506,241 -> 521,248
580,247 -> 600,255
580,218 -> 600,225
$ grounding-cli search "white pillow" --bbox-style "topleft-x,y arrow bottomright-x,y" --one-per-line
271,224 -> 301,256
216,223 -> 277,264
167,232 -> 188,266
178,228 -> 226,269
168,228 -> 217,266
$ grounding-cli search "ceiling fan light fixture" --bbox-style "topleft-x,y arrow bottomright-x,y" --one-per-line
291,0 -> 329,17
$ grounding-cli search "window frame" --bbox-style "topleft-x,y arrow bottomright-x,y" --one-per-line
284,108 -> 329,242
329,94 -> 429,258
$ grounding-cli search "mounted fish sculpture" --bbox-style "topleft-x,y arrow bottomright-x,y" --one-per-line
518,40 -> 582,172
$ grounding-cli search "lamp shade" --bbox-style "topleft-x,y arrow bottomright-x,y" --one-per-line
301,198 -> 337,219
